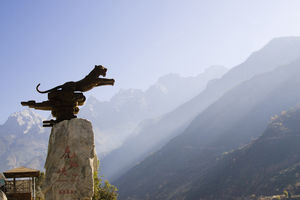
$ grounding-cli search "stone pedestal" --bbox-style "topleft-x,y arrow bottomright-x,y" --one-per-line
0,191 -> 7,200
43,118 -> 98,200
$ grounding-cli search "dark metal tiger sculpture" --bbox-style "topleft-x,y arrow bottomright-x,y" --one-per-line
21,65 -> 115,127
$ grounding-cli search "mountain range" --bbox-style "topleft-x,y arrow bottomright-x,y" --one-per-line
184,106 -> 300,199
1,36 -> 300,200
0,66 -> 226,172
0,109 -> 49,171
79,66 -> 227,155
114,37 -> 300,199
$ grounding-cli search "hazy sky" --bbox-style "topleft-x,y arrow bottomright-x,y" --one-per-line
1,0 -> 300,123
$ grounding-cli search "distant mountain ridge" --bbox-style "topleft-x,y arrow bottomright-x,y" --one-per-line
114,37 -> 300,199
0,67 -> 226,172
108,36 -> 300,183
0,110 -> 49,171
2,37 -> 300,200
79,66 -> 227,155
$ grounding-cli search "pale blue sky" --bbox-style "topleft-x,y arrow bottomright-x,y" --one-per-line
1,0 -> 300,123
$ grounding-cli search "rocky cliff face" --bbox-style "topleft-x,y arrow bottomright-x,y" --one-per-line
0,110 -> 49,171
182,106 -> 300,200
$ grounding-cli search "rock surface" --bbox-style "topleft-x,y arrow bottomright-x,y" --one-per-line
43,118 -> 98,200
0,191 -> 7,200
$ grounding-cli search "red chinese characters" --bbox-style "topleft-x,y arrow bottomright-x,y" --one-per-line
56,146 -> 80,182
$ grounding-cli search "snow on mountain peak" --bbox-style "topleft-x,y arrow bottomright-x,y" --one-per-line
3,109 -> 45,134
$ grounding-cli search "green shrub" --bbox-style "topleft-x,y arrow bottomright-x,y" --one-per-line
93,162 -> 118,200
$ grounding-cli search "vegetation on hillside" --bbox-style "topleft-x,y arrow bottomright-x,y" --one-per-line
93,162 -> 118,200
184,107 -> 300,200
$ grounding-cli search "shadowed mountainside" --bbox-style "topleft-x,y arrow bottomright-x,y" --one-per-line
114,37 -> 300,199
104,37 -> 300,182
184,106 -> 300,199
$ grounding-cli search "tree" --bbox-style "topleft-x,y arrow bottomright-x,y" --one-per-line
93,161 -> 118,200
